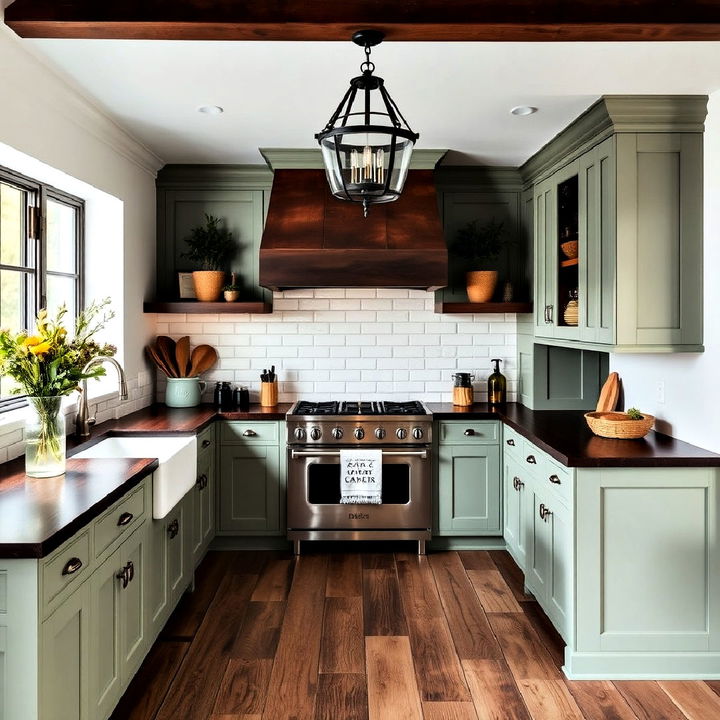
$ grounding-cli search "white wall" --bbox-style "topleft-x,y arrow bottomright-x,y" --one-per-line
156,289 -> 518,405
0,15 -> 161,461
611,91 -> 720,452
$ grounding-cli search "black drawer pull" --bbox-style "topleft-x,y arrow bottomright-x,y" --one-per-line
127,560 -> 135,583
549,474 -> 561,485
526,455 -> 537,465
539,503 -> 552,522
243,429 -> 258,437
513,477 -> 524,491
117,512 -> 134,527
463,429 -> 476,436
506,438 -> 515,446
196,473 -> 208,489
168,519 -> 179,539
62,557 -> 83,576
202,439 -> 211,449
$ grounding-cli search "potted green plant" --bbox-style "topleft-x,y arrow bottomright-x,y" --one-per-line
182,214 -> 236,301
451,218 -> 505,302
223,273 -> 241,302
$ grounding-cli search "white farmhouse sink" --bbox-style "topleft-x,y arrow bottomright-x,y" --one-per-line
74,435 -> 197,519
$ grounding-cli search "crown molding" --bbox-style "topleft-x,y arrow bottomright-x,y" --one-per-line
156,163 -> 273,189
260,147 -> 448,171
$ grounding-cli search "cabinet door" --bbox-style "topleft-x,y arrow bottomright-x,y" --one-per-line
41,581 -> 91,720
147,517 -> 169,639
218,444 -> 281,534
526,485 -> 551,602
119,525 -> 148,686
534,176 -> 556,339
547,501 -> 571,641
437,444 -> 501,535
503,456 -> 529,569
88,548 -> 122,719
192,450 -> 215,565
165,501 -> 187,608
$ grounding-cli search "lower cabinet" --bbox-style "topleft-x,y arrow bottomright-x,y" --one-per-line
503,454 -> 530,569
217,421 -> 284,535
192,437 -> 216,564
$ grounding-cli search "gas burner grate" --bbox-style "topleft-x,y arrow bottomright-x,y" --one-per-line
293,401 -> 339,416
291,400 -> 428,416
339,401 -> 382,415
382,401 -> 428,415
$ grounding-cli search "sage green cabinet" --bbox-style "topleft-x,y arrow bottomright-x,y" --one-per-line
528,96 -> 706,353
436,420 -> 501,536
40,580 -> 91,720
88,524 -> 148,719
217,421 -> 285,536
155,166 -> 272,302
192,426 -> 216,565
503,454 -> 529,569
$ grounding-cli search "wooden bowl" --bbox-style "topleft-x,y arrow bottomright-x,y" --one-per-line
561,240 -> 578,259
584,411 -> 655,439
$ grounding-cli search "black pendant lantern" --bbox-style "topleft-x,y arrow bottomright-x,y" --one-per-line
316,30 -> 419,217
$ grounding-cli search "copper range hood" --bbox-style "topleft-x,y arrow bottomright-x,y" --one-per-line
259,156 -> 448,291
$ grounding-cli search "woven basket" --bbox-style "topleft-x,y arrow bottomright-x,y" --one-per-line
584,411 -> 655,440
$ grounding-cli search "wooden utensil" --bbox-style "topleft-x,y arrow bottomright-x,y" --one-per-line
146,345 -> 175,378
596,372 -> 620,413
175,336 -> 191,377
156,336 -> 178,377
188,344 -> 218,377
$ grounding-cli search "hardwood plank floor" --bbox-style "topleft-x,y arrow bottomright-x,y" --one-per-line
113,549 -> 720,720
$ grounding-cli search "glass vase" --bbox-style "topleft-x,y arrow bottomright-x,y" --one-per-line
25,396 -> 66,478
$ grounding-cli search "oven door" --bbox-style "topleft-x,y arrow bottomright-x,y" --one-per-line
287,447 -> 431,531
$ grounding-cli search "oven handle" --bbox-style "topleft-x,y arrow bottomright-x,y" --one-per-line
291,450 -> 428,459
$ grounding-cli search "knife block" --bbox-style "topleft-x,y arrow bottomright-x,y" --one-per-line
260,381 -> 278,408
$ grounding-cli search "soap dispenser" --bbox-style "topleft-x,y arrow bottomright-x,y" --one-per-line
488,359 -> 507,405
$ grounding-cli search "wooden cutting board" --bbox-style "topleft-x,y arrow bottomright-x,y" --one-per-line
596,372 -> 620,412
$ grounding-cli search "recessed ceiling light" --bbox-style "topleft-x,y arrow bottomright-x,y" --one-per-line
197,105 -> 224,115
510,105 -> 538,116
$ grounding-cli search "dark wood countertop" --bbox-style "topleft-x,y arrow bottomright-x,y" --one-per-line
0,457 -> 158,558
429,402 -> 720,468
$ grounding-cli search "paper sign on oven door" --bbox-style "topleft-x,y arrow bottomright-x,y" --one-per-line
340,448 -> 382,504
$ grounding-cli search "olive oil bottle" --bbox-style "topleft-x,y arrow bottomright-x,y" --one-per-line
488,358 -> 507,405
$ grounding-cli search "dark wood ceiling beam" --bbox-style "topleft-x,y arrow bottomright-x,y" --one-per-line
5,1 -> 720,41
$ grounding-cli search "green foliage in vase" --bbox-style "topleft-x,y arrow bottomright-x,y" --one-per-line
0,298 -> 116,397
450,218 -> 506,271
182,213 -> 236,271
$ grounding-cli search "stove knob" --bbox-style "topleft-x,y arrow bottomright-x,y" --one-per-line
396,428 -> 408,440
354,427 -> 365,441
375,428 -> 386,440
412,427 -> 424,440
310,427 -> 322,441
294,427 -> 307,441
331,427 -> 344,440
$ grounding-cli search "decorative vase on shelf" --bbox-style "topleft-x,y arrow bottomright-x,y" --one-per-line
25,396 -> 66,478
192,270 -> 225,302
466,270 -> 498,303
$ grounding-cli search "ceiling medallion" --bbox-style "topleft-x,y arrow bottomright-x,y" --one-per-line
315,30 -> 419,217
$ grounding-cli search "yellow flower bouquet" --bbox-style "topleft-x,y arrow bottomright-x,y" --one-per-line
0,299 -> 116,476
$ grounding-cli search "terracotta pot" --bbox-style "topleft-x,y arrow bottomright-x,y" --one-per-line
192,271 -> 225,302
466,270 -> 498,303
224,290 -> 240,302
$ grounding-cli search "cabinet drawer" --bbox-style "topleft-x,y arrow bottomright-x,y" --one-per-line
94,484 -> 145,559
539,457 -> 573,507
220,421 -> 279,444
42,530 -> 90,608
438,421 -> 498,444
502,425 -> 523,459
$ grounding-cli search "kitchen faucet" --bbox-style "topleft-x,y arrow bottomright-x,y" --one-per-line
75,356 -> 128,438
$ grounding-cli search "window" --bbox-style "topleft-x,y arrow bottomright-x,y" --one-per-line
0,165 -> 83,410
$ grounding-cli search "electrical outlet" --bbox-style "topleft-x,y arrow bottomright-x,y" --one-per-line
656,381 -> 665,404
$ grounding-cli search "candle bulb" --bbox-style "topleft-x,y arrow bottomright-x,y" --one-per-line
363,145 -> 372,181
376,148 -> 384,185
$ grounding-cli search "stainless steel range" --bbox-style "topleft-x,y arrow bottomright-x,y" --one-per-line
286,400 -> 432,555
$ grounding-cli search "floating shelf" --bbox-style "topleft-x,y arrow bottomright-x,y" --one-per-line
435,301 -> 533,314
143,301 -> 273,314
560,257 -> 579,268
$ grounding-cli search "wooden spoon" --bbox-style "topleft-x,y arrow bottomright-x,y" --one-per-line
175,336 -> 191,378
188,344 -> 218,377
146,345 -> 174,378
596,372 -> 620,413
156,336 -> 178,377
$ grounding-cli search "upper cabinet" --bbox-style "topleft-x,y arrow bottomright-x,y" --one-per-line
525,96 -> 706,353
154,165 -> 273,305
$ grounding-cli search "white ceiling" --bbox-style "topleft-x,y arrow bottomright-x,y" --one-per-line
22,39 -> 720,166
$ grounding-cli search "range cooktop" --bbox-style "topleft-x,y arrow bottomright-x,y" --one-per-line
290,400 -> 429,416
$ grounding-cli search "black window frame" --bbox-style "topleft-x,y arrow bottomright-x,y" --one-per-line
0,164 -> 84,413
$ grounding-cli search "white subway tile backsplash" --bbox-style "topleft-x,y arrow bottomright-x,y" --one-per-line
145,289 -> 518,407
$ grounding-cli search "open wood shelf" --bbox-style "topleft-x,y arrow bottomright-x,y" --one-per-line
143,301 -> 273,314
560,257 -> 579,268
435,301 -> 533,314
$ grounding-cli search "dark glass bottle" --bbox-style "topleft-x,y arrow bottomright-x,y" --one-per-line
488,358 -> 507,405
213,381 -> 223,409
220,382 -> 233,411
